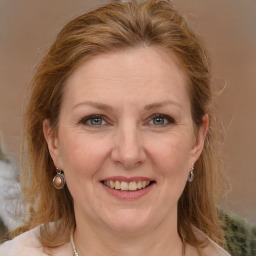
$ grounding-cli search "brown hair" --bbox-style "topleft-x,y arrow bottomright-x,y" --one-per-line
20,0 -> 225,250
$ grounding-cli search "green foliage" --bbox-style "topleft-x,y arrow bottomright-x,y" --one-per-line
219,210 -> 256,256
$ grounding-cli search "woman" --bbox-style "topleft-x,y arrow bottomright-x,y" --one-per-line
0,0 -> 231,255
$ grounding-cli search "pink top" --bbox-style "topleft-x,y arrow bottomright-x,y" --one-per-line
0,226 -> 231,256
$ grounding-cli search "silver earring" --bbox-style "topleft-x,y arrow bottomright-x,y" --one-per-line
187,163 -> 194,182
53,167 -> 65,189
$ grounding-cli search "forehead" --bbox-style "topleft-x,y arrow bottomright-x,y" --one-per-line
63,47 -> 190,110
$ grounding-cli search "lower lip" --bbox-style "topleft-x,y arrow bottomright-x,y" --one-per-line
102,183 -> 155,200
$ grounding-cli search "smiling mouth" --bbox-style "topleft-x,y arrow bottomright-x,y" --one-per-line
102,180 -> 155,191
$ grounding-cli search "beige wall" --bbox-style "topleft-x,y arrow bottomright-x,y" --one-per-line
0,1 -> 255,223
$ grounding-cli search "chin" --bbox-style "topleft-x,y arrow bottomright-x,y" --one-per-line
102,209 -> 153,234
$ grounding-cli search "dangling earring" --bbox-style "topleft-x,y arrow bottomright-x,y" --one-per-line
187,163 -> 194,182
53,167 -> 66,189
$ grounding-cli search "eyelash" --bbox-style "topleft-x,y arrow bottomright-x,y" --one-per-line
148,114 -> 176,126
79,114 -> 107,126
79,114 -> 175,127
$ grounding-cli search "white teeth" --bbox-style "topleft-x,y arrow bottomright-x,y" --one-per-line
115,180 -> 120,189
120,181 -> 129,191
103,180 -> 151,191
137,181 -> 142,189
129,181 -> 137,191
110,180 -> 115,188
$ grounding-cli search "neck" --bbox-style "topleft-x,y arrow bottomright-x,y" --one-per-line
73,212 -> 183,256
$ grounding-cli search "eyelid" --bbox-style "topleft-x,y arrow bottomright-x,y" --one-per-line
79,114 -> 108,126
78,113 -> 175,127
148,113 -> 176,125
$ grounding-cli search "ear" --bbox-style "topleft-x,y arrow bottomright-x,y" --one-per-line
43,119 -> 63,169
190,114 -> 209,163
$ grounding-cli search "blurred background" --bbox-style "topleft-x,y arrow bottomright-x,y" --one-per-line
0,0 -> 255,225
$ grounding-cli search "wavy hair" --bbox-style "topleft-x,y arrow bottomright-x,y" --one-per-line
18,0 -> 225,250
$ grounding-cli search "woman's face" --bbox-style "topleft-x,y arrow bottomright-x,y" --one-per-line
44,47 -> 207,234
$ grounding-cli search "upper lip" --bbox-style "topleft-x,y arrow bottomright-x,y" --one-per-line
101,176 -> 154,182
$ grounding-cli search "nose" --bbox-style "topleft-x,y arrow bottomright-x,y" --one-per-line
111,123 -> 146,169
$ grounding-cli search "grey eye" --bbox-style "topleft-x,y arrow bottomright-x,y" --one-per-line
152,117 -> 166,125
80,115 -> 106,126
90,117 -> 103,125
149,114 -> 175,126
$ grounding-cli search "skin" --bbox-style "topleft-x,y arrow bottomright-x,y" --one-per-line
44,47 -> 208,256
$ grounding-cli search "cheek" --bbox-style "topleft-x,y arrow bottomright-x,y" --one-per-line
58,132 -> 110,178
152,138 -> 192,203
147,133 -> 193,176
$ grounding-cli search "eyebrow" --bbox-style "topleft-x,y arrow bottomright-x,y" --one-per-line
144,100 -> 182,110
72,100 -> 182,111
73,101 -> 113,111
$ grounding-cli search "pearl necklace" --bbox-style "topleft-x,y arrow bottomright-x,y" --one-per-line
70,229 -> 185,256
